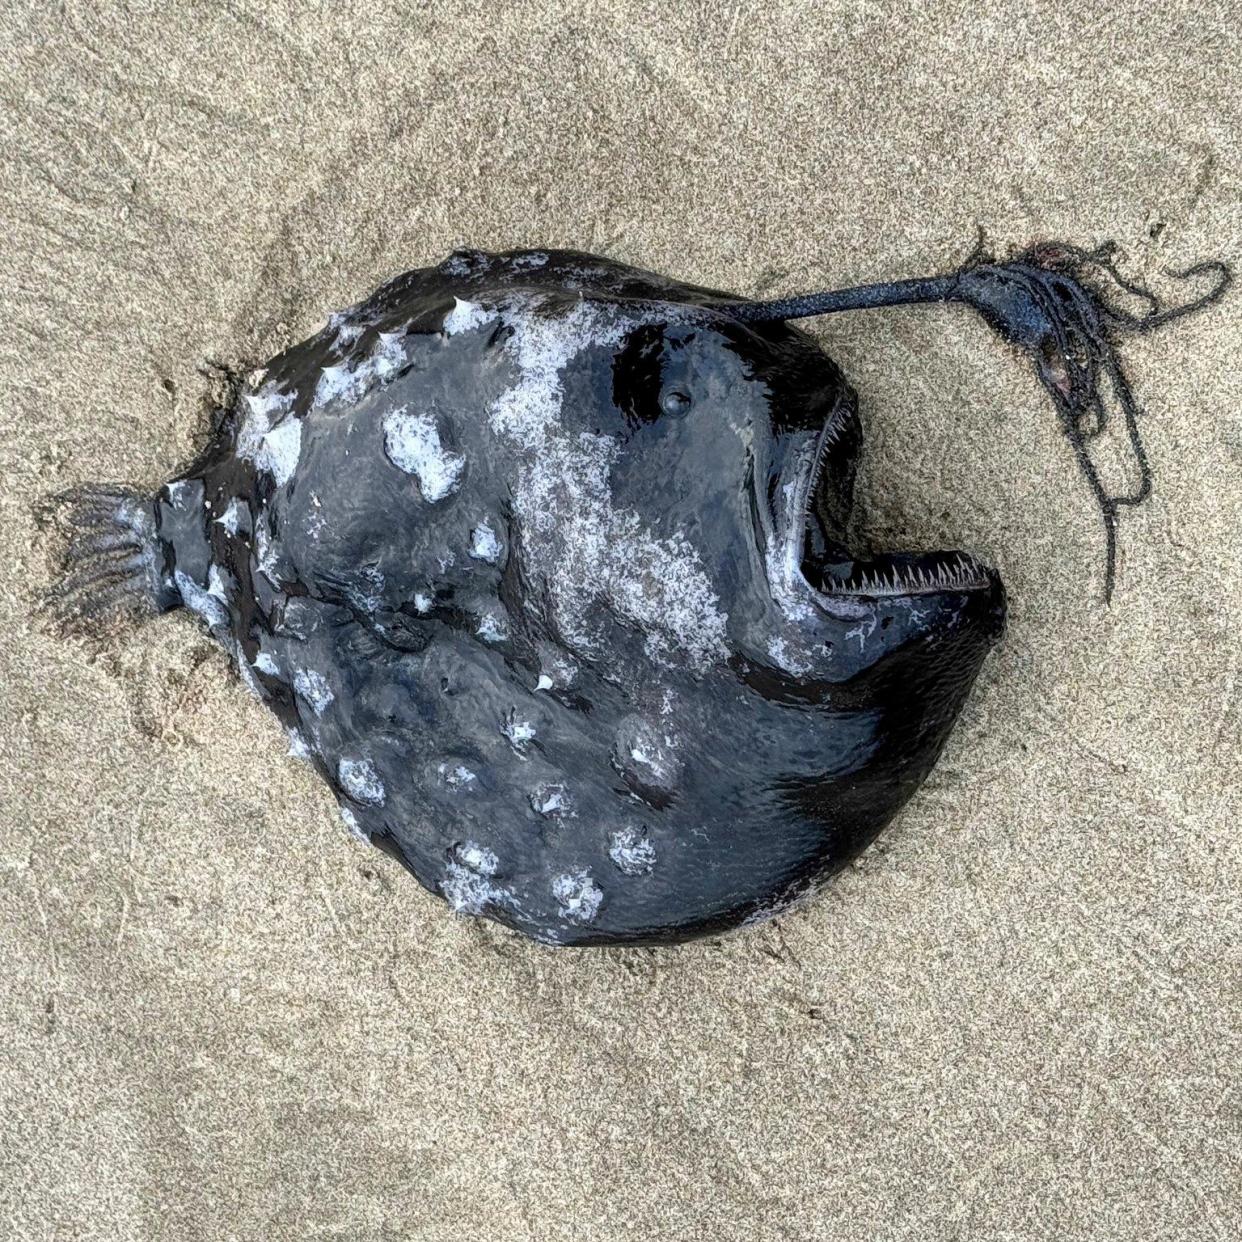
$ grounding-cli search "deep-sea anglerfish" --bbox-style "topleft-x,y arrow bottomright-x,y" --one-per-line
45,242 -> 1228,945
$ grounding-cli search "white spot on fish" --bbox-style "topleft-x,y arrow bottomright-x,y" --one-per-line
439,763 -> 477,789
609,826 -> 657,876
455,841 -> 498,876
286,728 -> 312,762
338,757 -> 385,806
260,419 -> 303,487
234,647 -> 264,700
312,332 -> 409,410
510,251 -> 549,270
469,519 -> 502,563
382,407 -> 465,502
441,861 -> 512,915
485,298 -> 728,671
326,309 -> 366,345
340,806 -> 370,843
476,611 -> 507,643
313,363 -> 359,409
236,387 -> 301,486
767,635 -> 812,675
535,673 -> 554,691
440,252 -> 477,277
215,499 -> 245,536
206,564 -> 230,603
442,297 -> 495,336
530,783 -> 573,817
613,716 -> 680,790
348,565 -> 385,614
552,869 -> 603,923
502,711 -> 536,753
293,668 -> 334,714
253,651 -> 280,677
413,592 -> 433,614
253,512 -> 281,585
174,569 -> 229,630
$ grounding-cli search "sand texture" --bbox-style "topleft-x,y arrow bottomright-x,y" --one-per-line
1,2 -> 1239,1238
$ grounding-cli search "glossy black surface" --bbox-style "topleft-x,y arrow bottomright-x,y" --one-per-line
58,249 -> 1010,945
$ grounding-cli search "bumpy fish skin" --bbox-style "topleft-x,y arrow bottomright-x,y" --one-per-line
82,249 -> 1009,945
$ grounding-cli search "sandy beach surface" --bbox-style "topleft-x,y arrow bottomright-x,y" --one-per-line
1,3 -> 1238,1238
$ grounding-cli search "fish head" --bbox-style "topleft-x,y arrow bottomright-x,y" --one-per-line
483,272 -> 1006,701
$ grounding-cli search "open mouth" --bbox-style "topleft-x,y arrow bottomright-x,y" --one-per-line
793,405 -> 994,600
804,547 -> 994,597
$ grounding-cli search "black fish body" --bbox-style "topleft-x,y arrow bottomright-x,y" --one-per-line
55,244 -> 1106,947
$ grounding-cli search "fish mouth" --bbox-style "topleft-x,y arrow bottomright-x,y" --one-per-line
787,399 -> 997,603
804,548 -> 994,597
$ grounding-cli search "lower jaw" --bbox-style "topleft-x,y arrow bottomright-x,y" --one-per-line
803,548 -> 994,600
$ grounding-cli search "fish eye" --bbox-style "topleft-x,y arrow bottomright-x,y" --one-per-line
661,390 -> 691,416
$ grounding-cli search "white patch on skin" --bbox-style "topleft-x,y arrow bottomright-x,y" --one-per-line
846,614 -> 878,651
614,716 -> 680,790
340,806 -> 370,843
253,651 -> 280,677
286,728 -> 312,762
553,654 -> 578,685
253,513 -> 281,585
206,564 -> 230,602
338,757 -> 385,806
370,331 -> 409,380
476,611 -> 507,643
312,330 -> 409,411
529,783 -> 573,817
326,309 -> 366,345
609,826 -> 657,876
767,635 -> 811,676
174,569 -> 229,629
303,494 -> 327,541
469,519 -> 502,563
486,298 -> 728,672
455,841 -> 498,876
535,673 -> 554,691
413,592 -> 433,614
440,252 -> 478,277
442,297 -> 494,336
293,668 -> 334,714
215,499 -> 244,535
260,419 -> 303,487
510,251 -> 549,270
236,387 -> 302,486
314,364 -> 353,408
441,861 -> 512,916
348,565 -> 385,614
382,407 -> 465,502
552,869 -> 603,923
439,763 -> 477,789
234,647 -> 264,700
502,711 -> 536,753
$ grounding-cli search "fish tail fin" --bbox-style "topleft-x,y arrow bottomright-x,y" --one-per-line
38,483 -> 176,632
